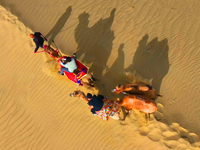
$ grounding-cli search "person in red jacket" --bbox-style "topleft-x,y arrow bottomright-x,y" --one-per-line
30,32 -> 47,53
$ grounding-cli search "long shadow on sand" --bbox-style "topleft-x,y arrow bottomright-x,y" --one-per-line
46,6 -> 72,45
102,35 -> 169,125
74,8 -> 116,79
125,34 -> 169,95
98,43 -> 125,98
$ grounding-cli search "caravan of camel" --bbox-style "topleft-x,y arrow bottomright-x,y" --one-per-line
39,43 -> 161,123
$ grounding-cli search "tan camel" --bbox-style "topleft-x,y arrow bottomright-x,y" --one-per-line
111,82 -> 162,99
80,72 -> 98,88
110,94 -> 157,122
43,45 -> 62,59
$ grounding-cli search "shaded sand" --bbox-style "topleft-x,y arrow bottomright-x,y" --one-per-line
1,0 -> 200,149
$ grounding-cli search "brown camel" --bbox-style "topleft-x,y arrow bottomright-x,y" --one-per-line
111,82 -> 162,99
43,45 -> 62,59
70,90 -> 88,102
80,72 -> 98,88
110,94 -> 157,122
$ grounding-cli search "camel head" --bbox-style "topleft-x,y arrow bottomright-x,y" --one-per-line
70,90 -> 86,100
81,72 -> 97,88
111,84 -> 124,94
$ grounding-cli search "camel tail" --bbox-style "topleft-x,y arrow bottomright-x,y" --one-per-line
154,91 -> 162,97
156,94 -> 162,97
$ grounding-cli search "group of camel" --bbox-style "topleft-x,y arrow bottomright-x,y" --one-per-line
70,82 -> 161,122
44,45 -> 161,122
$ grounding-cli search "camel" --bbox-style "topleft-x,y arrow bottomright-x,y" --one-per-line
43,45 -> 62,59
110,94 -> 158,122
70,90 -> 120,120
70,90 -> 88,102
80,72 -> 98,88
111,82 -> 162,99
58,55 -> 98,88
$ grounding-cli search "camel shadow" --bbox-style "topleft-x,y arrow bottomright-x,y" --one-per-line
74,8 -> 116,79
46,6 -> 72,45
98,43 -> 125,99
125,34 -> 170,96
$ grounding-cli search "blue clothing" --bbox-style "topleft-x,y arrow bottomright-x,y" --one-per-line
60,67 -> 69,74
33,32 -> 44,52
88,95 -> 104,114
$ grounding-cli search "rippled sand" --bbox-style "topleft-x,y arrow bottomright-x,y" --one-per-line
1,0 -> 200,149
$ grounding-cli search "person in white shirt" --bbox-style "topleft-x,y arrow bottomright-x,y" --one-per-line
58,54 -> 77,75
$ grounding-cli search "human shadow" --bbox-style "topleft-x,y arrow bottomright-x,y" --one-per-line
46,6 -> 72,45
125,34 -> 169,95
74,8 -> 116,79
98,43 -> 125,99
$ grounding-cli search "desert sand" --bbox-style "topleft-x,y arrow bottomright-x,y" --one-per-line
1,0 -> 200,149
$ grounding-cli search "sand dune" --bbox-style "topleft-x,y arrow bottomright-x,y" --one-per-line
1,0 -> 200,149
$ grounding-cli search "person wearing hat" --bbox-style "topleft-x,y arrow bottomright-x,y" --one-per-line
58,54 -> 77,75
86,93 -> 105,115
30,32 -> 47,53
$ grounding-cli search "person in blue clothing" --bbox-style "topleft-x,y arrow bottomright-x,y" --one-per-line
30,32 -> 47,53
85,93 -> 105,115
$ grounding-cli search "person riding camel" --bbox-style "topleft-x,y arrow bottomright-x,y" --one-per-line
58,53 -> 77,75
30,32 -> 47,53
70,90 -> 118,120
85,93 -> 105,115
85,93 -> 113,120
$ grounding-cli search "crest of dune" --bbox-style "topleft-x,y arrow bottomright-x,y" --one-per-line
1,0 -> 200,149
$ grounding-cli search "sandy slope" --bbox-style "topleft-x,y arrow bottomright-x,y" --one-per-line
1,0 -> 200,149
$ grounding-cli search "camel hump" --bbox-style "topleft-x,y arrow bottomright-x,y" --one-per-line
145,84 -> 153,90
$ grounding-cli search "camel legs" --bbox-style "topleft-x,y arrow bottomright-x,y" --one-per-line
120,107 -> 131,123
145,113 -> 150,123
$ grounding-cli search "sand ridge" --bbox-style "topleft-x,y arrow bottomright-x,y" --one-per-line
1,0 -> 200,149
